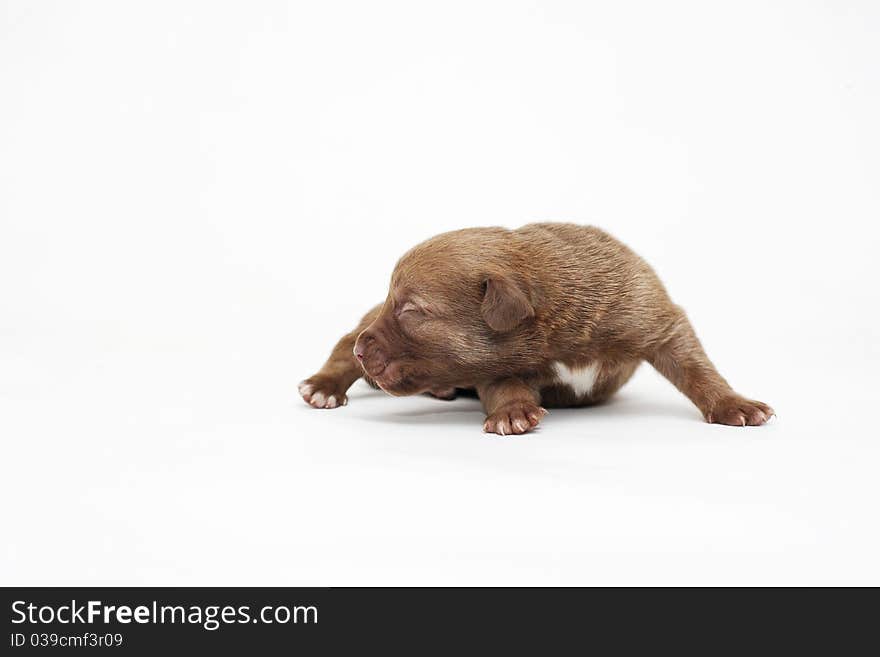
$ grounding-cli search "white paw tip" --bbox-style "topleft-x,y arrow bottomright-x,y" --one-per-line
310,391 -> 326,407
326,395 -> 338,408
298,382 -> 313,397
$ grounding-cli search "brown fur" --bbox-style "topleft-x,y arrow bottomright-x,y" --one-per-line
299,223 -> 773,434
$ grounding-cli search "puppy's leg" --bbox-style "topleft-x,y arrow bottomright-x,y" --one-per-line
299,304 -> 381,409
478,378 -> 546,435
648,308 -> 774,426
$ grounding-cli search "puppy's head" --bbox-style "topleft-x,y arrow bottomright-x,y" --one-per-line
353,230 -> 535,395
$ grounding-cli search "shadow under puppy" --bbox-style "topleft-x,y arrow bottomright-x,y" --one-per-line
299,223 -> 773,435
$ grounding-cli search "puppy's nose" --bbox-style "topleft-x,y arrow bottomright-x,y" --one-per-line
353,332 -> 373,361
354,331 -> 387,377
353,343 -> 365,361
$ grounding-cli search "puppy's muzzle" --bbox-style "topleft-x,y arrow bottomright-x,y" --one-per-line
353,330 -> 387,378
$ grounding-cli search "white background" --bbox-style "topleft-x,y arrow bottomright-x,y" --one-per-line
2,1 -> 879,585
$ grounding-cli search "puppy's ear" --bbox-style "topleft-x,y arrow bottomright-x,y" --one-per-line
481,276 -> 534,332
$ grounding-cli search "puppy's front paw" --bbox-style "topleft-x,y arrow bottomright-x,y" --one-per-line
298,375 -> 348,409
483,401 -> 547,436
707,395 -> 774,426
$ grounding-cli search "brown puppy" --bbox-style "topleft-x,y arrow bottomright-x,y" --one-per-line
299,223 -> 773,434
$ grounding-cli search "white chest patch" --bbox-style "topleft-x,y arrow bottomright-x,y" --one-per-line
552,361 -> 600,398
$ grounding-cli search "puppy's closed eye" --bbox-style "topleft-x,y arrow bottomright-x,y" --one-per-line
398,302 -> 421,316
399,300 -> 437,318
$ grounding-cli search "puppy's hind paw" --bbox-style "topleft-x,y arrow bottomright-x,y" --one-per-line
426,387 -> 458,401
298,376 -> 348,409
483,401 -> 547,436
